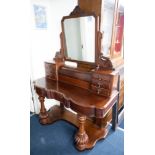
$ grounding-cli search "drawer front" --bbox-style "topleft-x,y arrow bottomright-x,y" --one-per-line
47,73 -> 56,80
91,84 -> 111,97
91,78 -> 111,89
92,73 -> 111,82
45,63 -> 55,75
91,73 -> 113,97
45,62 -> 56,79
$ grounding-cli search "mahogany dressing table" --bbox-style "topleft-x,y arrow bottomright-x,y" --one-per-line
34,0 -> 119,151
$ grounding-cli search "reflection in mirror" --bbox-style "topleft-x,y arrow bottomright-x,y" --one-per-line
63,16 -> 95,62
102,0 -> 115,57
114,0 -> 124,54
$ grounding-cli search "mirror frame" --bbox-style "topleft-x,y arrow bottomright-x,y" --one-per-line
61,6 -> 98,66
55,5 -> 114,70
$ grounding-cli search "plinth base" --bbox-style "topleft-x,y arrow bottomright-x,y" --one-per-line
39,105 -> 108,150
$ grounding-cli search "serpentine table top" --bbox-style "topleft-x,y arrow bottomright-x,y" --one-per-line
34,77 -> 118,118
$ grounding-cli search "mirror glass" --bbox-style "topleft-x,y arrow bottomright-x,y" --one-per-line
63,16 -> 95,62
102,0 -> 115,57
114,0 -> 124,55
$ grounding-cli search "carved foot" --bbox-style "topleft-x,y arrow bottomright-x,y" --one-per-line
38,96 -> 49,124
75,114 -> 89,151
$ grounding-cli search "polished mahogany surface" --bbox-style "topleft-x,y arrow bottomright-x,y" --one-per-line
34,76 -> 118,150
34,77 -> 118,118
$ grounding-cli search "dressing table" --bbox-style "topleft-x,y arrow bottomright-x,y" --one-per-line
34,0 -> 123,151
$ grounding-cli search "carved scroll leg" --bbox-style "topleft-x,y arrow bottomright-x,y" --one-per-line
38,96 -> 49,124
75,114 -> 89,151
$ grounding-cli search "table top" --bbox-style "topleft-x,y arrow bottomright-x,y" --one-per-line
34,77 -> 118,117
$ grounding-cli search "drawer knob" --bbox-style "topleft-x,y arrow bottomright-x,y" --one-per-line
97,89 -> 100,94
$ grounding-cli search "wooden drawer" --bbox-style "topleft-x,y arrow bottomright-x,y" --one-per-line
91,72 -> 114,97
46,73 -> 56,80
91,79 -> 110,89
45,63 -> 55,74
45,62 -> 56,79
92,73 -> 111,82
91,84 -> 110,97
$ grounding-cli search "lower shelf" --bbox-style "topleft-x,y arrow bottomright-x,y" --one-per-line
39,105 -> 109,150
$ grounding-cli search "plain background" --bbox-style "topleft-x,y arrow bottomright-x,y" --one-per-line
0,0 -> 155,155
30,0 -> 77,114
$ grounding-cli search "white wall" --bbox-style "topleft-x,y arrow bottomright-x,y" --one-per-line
30,0 -> 77,113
